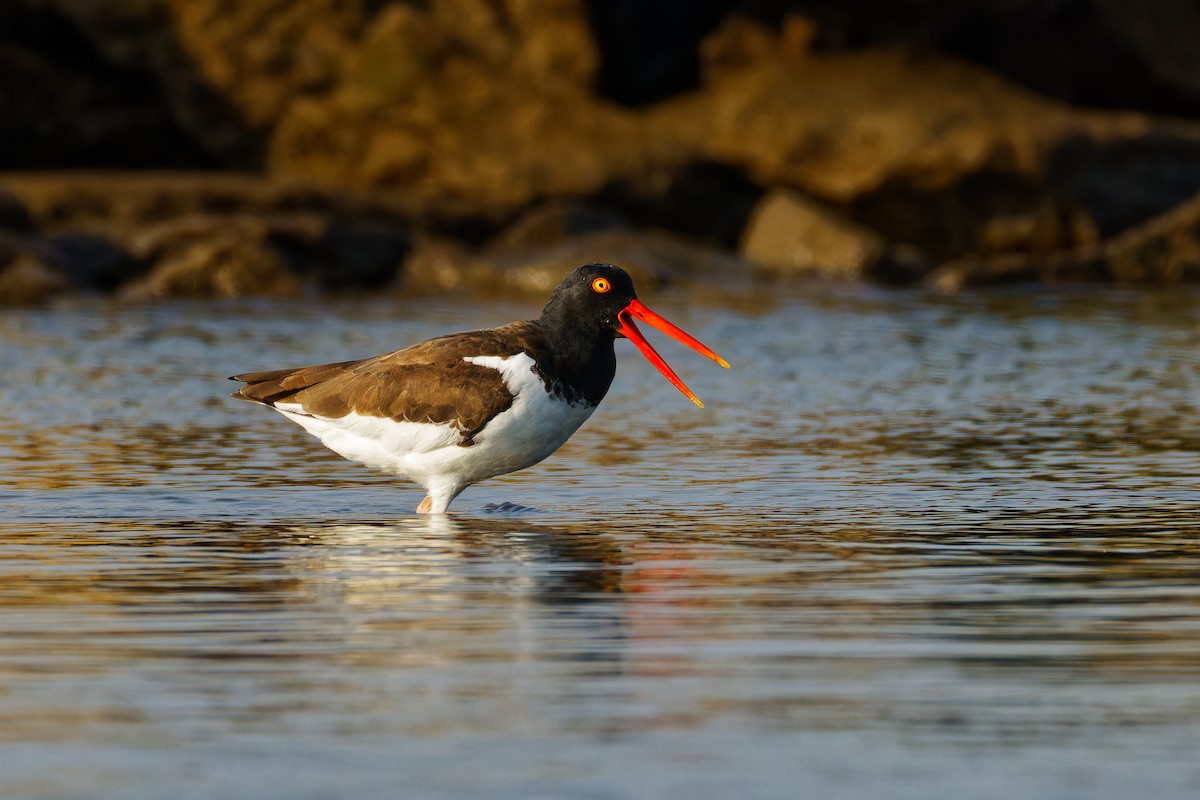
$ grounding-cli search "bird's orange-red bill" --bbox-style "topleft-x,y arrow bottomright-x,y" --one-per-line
616,299 -> 730,408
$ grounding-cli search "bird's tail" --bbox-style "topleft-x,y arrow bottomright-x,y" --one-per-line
228,359 -> 360,406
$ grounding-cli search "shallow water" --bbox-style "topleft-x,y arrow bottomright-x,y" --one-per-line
2,283 -> 1200,799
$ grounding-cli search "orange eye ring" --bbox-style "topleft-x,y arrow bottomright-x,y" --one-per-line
591,277 -> 611,293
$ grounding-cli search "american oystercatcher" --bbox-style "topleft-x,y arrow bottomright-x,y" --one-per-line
230,263 -> 729,513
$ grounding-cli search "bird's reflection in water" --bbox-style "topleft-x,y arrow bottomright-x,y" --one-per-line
200,514 -> 636,677
0,513 -> 644,743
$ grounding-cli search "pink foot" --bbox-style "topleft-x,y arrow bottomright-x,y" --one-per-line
416,496 -> 433,514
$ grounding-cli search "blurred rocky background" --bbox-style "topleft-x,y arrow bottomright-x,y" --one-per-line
4,0 -> 1200,303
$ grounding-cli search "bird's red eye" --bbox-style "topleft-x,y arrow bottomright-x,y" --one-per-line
592,277 -> 611,293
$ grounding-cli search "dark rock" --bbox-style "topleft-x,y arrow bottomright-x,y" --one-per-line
488,202 -> 633,251
0,189 -> 33,232
1050,133 -> 1200,239
0,234 -> 17,270
46,233 -> 141,291
314,220 -> 411,290
847,170 -> 1082,263
598,160 -> 765,249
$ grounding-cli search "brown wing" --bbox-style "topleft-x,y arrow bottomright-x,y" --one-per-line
229,321 -> 546,439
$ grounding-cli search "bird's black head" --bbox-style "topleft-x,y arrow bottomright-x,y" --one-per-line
537,262 -> 730,408
539,262 -> 637,338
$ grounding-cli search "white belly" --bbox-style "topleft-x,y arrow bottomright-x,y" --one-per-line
273,352 -> 595,504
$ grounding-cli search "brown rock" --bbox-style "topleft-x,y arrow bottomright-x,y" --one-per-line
928,189 -> 1200,290
0,251 -> 72,305
404,228 -> 743,299
400,235 -> 492,294
125,213 -> 311,262
656,44 -> 1200,269
122,224 -> 299,299
270,79 -> 652,219
1091,190 -> 1200,283
677,50 -> 1088,204
165,0 -> 359,134
739,189 -> 885,279
264,0 -> 658,219
700,14 -> 815,83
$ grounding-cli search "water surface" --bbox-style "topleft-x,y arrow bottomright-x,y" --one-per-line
2,284 -> 1199,798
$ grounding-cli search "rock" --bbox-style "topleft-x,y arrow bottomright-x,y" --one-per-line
163,0 -> 360,136
128,212 -> 410,292
1099,198 -> 1200,283
46,232 -> 140,291
0,251 -> 72,305
1050,133 -> 1200,239
699,13 -> 815,84
122,224 -> 299,299
399,235 -> 492,294
0,230 -> 145,301
487,202 -> 633,251
9,3 -> 1200,293
265,0 -> 665,218
270,79 -> 654,219
739,189 -> 885,279
597,160 -> 765,249
315,220 -> 411,290
662,44 -> 1200,266
8,0 -> 1200,188
1,174 -> 441,296
0,189 -> 33,232
677,49 -> 1087,204
402,228 -> 744,298
928,188 -> 1200,290
0,173 -> 395,232
123,212 -> 325,279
